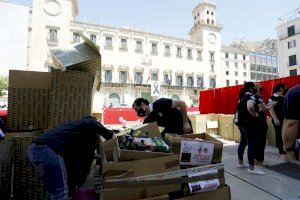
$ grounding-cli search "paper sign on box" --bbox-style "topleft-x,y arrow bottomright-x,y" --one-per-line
180,140 -> 215,166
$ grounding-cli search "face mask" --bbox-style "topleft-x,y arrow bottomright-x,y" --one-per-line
137,108 -> 146,117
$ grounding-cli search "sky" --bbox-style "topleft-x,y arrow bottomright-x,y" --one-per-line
8,0 -> 300,45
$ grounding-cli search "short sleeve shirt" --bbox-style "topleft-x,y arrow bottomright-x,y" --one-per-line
284,85 -> 300,120
269,93 -> 285,122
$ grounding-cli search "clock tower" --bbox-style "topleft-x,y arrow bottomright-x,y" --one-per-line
28,0 -> 78,72
190,0 -> 222,88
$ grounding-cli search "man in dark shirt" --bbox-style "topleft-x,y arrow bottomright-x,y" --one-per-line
269,83 -> 288,159
282,84 -> 300,160
26,116 -> 113,199
132,98 -> 193,137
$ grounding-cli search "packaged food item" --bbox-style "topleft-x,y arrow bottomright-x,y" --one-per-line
152,137 -> 171,153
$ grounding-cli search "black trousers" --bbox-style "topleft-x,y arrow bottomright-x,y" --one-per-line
254,120 -> 268,162
272,120 -> 286,155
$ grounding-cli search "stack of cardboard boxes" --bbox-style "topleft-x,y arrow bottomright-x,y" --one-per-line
188,114 -> 219,135
7,34 -> 101,131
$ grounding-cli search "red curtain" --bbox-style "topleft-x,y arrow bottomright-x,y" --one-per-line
199,75 -> 300,114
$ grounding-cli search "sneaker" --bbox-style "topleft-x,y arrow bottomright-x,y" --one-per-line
280,154 -> 287,161
237,163 -> 249,168
248,168 -> 265,175
255,160 -> 269,167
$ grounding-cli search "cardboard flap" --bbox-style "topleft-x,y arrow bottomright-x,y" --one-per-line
132,122 -> 161,138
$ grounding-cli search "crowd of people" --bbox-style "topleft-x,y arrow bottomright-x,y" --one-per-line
235,82 -> 300,175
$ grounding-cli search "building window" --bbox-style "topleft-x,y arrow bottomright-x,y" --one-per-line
119,71 -> 127,83
177,47 -> 182,57
225,53 -> 229,58
176,75 -> 183,86
105,37 -> 112,48
207,19 -> 210,24
151,73 -> 158,81
90,34 -> 96,43
262,66 -> 266,72
288,40 -> 296,49
207,10 -> 209,14
257,66 -> 261,71
211,65 -> 214,72
289,55 -> 297,66
257,73 -> 262,80
272,67 -> 277,73
243,72 -> 247,77
290,69 -> 297,76
104,70 -> 112,83
165,45 -> 171,56
108,93 -> 120,107
120,38 -> 127,49
243,55 -> 246,60
267,67 -> 272,73
210,52 -> 215,61
225,62 -> 229,69
226,71 -> 229,75
187,49 -> 192,59
136,40 -> 143,52
250,64 -> 256,71
251,72 -> 256,80
73,32 -> 80,43
235,80 -> 239,85
243,63 -> 246,70
48,28 -> 58,43
209,78 -> 216,88
263,74 -> 267,80
151,43 -> 157,54
235,63 -> 238,70
171,95 -> 179,101
211,20 -> 214,25
287,25 -> 295,37
235,71 -> 238,76
134,72 -> 143,84
164,74 -> 171,85
226,80 -> 230,87
234,54 -> 237,59
197,77 -> 203,88
187,76 -> 194,87
197,51 -> 202,60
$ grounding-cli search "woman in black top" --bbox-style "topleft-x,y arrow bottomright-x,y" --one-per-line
269,83 -> 288,160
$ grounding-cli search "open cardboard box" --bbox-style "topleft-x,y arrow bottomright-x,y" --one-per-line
101,155 -> 225,200
177,185 -> 231,200
101,155 -> 181,200
131,122 -> 162,138
164,133 -> 223,164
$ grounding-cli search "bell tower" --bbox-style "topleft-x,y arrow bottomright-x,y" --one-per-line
190,0 -> 222,88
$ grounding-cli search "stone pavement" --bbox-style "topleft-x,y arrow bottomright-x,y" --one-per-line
218,136 -> 300,200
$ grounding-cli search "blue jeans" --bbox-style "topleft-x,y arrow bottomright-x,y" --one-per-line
27,143 -> 68,200
238,126 -> 255,166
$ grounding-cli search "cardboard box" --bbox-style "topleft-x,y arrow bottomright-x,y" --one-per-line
140,194 -> 169,200
218,115 -> 234,141
177,185 -> 231,200
164,133 -> 223,164
188,114 -> 207,134
102,160 -> 225,200
101,155 -> 181,200
266,116 -> 276,147
92,112 -> 103,122
131,122 -> 161,138
233,124 -> 240,143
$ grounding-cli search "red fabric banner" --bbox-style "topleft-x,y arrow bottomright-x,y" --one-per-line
199,76 -> 300,114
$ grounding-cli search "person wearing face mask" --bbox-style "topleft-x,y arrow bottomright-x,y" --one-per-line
237,82 -> 266,175
132,98 -> 193,137
269,83 -> 288,160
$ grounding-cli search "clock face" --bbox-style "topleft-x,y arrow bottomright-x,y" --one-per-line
208,33 -> 217,44
43,0 -> 62,16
